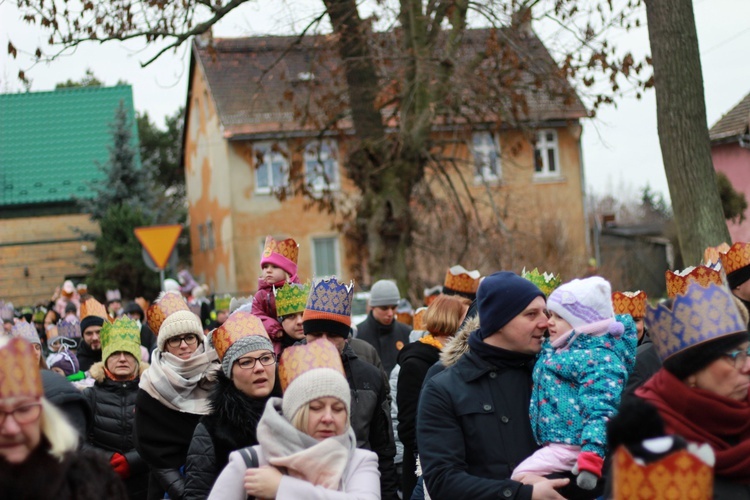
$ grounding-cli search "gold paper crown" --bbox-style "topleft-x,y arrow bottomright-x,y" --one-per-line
146,291 -> 190,335
262,236 -> 299,265
612,291 -> 647,317
412,307 -> 428,331
720,241 -> 750,275
703,242 -> 731,268
278,338 -> 345,392
274,282 -> 311,317
396,312 -> 413,327
444,265 -> 481,295
521,267 -> 562,297
0,337 -> 43,399
80,297 -> 112,323
665,266 -> 723,298
646,282 -> 745,361
101,317 -> 141,363
212,311 -> 269,361
612,446 -> 712,500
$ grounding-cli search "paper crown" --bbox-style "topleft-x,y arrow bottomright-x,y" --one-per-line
274,282 -> 311,317
521,267 -> 562,297
720,241 -> 750,275
412,307 -> 427,331
665,266 -> 723,298
646,282 -> 745,361
612,446 -> 712,500
214,294 -> 232,312
396,312 -> 413,327
106,289 -> 122,302
278,338 -> 345,392
80,297 -> 111,323
703,242 -> 731,268
57,319 -> 81,339
76,283 -> 88,294
32,308 -> 46,323
302,277 -> 354,325
101,317 -> 141,363
443,265 -> 481,296
212,311 -> 269,361
11,321 -> 40,344
61,280 -> 76,298
146,291 -> 190,335
0,338 -> 43,399
261,236 -> 299,275
612,291 -> 648,317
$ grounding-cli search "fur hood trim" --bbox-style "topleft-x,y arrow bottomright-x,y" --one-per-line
88,360 -> 149,383
440,315 -> 479,368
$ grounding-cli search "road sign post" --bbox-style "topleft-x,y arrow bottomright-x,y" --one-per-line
134,225 -> 183,290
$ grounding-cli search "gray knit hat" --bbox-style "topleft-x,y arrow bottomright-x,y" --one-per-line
157,310 -> 205,352
369,279 -> 401,307
213,311 -> 274,377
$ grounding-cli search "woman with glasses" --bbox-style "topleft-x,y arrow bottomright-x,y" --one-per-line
184,311 -> 281,500
631,282 -> 750,497
0,336 -> 126,498
135,299 -> 220,500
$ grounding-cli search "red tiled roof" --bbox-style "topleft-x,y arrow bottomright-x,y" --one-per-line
709,91 -> 750,142
192,28 -> 587,139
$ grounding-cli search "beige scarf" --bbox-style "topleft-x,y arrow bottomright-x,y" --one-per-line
139,344 -> 219,414
257,398 -> 357,490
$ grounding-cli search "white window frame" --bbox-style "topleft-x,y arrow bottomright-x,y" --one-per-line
471,131 -> 502,184
254,141 -> 289,194
534,129 -> 561,178
304,140 -> 340,191
311,236 -> 341,278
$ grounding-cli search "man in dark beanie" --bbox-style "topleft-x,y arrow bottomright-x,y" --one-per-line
417,271 -> 570,499
303,277 -> 399,500
77,304 -> 105,373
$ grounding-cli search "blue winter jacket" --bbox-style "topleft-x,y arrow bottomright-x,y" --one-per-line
529,314 -> 637,458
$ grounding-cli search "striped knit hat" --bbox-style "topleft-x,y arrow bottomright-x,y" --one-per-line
302,277 -> 354,338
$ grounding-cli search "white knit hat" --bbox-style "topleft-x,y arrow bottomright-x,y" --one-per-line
157,310 -> 205,352
547,276 -> 615,330
282,368 -> 351,423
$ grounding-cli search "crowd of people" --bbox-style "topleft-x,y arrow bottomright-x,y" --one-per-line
2,236 -> 750,499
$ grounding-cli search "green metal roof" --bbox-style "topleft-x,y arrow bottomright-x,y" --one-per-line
0,85 -> 140,207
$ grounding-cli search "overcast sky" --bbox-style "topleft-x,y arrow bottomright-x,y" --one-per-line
2,0 -> 749,204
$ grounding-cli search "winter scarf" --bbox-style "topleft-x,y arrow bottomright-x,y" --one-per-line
467,329 -> 536,372
256,398 -> 357,490
636,369 -> 750,483
139,343 -> 219,414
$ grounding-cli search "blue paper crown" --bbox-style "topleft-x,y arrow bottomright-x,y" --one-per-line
646,282 -> 745,361
304,277 -> 354,321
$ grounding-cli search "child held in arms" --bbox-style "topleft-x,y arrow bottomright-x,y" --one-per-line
252,236 -> 301,356
512,277 -> 637,491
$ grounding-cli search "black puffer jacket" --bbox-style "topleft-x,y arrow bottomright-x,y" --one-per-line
342,341 -> 399,500
83,362 -> 149,500
183,371 -> 278,500
355,312 -> 411,375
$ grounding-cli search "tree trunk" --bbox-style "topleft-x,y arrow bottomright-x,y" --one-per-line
644,0 -> 730,265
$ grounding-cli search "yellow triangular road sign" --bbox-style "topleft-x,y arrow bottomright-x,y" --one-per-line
134,225 -> 183,270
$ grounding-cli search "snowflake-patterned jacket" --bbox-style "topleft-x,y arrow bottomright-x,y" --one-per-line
529,314 -> 637,459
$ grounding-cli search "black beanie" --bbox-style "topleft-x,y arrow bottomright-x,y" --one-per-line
303,319 -> 351,339
663,331 -> 749,379
80,315 -> 105,334
727,266 -> 750,290
477,271 -> 545,339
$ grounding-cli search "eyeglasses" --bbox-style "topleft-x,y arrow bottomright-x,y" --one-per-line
166,334 -> 199,348
721,346 -> 750,369
0,403 -> 42,426
235,353 -> 276,370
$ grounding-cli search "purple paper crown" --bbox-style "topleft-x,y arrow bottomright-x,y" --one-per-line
646,282 -> 745,361
57,319 -> 81,339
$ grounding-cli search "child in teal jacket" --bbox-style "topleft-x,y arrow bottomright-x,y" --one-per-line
512,277 -> 637,490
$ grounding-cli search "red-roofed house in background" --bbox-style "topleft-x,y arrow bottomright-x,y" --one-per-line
181,28 -> 591,296
710,91 -> 750,242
